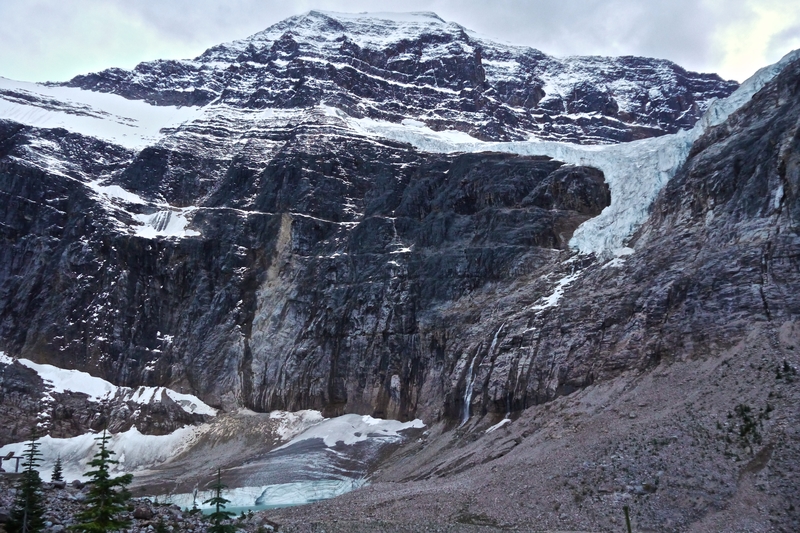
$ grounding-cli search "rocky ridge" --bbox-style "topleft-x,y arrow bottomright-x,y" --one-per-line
63,10 -> 737,144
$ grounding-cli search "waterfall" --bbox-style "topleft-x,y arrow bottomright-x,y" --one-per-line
460,323 -> 505,426
460,354 -> 478,426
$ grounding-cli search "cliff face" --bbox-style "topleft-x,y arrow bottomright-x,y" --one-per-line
452,54 -> 800,423
0,10 -> 757,424
0,117 -> 608,417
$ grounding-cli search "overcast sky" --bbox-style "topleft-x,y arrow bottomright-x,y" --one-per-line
1,0 -> 798,83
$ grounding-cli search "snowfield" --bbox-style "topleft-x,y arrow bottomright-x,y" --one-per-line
0,352 -> 216,416
0,425 -> 202,482
0,77 -> 201,150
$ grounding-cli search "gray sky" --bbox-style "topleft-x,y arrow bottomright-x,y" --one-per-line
1,0 -> 798,83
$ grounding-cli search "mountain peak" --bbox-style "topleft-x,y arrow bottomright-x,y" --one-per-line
303,10 -> 447,23
198,10 -> 462,64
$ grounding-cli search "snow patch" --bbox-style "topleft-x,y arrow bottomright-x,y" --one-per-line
84,180 -> 200,239
133,209 -> 201,238
0,426 -> 201,482
277,413 -> 424,449
0,77 -> 201,150
4,357 -> 216,417
87,180 -> 148,205
531,271 -> 582,311
17,358 -> 117,401
486,418 -> 511,433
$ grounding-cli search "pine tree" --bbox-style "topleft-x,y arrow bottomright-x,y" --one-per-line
203,469 -> 235,533
51,455 -> 64,483
70,429 -> 133,533
154,517 -> 168,533
7,434 -> 46,533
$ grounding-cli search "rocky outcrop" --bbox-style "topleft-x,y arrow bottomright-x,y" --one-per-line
0,358 -> 210,446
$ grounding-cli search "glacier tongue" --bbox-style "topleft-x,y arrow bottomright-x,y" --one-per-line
345,49 -> 800,258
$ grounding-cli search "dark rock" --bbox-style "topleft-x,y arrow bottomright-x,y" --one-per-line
133,506 -> 155,520
0,11 -> 767,431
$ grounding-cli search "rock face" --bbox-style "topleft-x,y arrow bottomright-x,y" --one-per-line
0,117 -> 609,417
447,54 -> 800,425
0,10 -> 753,428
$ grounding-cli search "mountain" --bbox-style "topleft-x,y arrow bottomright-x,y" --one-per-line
0,10 -> 739,420
267,41 -> 800,533
1,10 -> 799,532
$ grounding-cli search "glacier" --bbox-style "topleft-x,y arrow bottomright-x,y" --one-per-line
344,48 -> 800,258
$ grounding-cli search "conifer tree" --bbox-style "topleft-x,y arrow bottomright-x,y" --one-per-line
51,455 -> 64,483
7,434 -> 46,533
203,469 -> 235,533
70,429 -> 133,533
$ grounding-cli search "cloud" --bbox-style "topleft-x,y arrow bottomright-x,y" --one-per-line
0,0 -> 201,81
0,0 -> 797,82
710,0 -> 800,81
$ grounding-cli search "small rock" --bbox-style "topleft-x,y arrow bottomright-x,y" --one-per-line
133,506 -> 154,520
71,480 -> 85,490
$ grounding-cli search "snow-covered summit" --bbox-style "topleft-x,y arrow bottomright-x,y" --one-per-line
202,10 -> 455,62
52,10 -> 736,144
